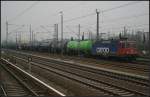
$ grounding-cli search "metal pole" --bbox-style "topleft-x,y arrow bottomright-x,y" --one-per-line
82,32 -> 84,40
78,24 -> 80,56
29,24 -> 32,50
33,33 -> 35,47
88,30 -> 92,40
28,57 -> 32,73
56,24 -> 58,54
33,33 -> 36,42
54,24 -> 57,54
32,30 -> 33,50
16,32 -> 17,50
0,22 -> 2,59
124,26 -> 127,37
132,29 -> 134,40
124,26 -> 125,37
96,9 -> 100,41
56,24 -> 58,43
149,29 -> 150,55
19,31 -> 21,50
0,17 -> 1,89
6,21 -> 8,49
60,11 -> 63,56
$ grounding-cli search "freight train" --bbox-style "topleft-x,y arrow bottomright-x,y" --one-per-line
5,38 -> 139,61
66,38 -> 139,60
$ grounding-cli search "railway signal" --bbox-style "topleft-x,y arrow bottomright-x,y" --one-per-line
28,57 -> 32,73
96,9 -> 100,41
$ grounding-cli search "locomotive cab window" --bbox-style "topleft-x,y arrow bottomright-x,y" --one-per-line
126,42 -> 136,48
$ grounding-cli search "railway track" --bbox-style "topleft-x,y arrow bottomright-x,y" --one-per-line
2,50 -> 150,96
0,84 -> 7,96
2,56 -> 113,96
55,55 -> 150,72
133,58 -> 150,66
4,49 -> 149,76
16,49 -> 150,65
62,56 -> 149,72
0,58 -> 65,96
0,62 -> 37,96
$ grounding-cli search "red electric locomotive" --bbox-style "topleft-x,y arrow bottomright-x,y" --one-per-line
92,37 -> 139,61
117,39 -> 139,60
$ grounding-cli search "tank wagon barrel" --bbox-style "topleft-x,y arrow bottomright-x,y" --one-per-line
67,40 -> 93,55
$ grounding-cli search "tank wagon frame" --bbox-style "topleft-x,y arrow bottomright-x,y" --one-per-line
7,38 -> 139,61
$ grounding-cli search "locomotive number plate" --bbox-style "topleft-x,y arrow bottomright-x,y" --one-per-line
96,47 -> 109,54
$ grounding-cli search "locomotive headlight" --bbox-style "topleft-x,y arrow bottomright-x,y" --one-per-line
126,51 -> 129,54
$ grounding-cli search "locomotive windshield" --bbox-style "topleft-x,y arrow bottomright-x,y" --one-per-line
126,42 -> 136,48
119,41 -> 136,48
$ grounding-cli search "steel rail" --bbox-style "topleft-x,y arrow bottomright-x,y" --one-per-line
1,58 -> 66,96
7,53 -> 149,96
1,62 -> 39,96
6,50 -> 149,75
4,50 -> 149,84
12,57 -> 121,96
3,49 -> 149,72
0,85 -> 7,96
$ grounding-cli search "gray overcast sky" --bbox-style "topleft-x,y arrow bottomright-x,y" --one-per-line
1,1 -> 149,42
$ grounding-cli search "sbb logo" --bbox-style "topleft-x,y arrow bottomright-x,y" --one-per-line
96,47 -> 109,54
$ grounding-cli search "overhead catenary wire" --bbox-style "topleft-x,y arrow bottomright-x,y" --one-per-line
63,12 -> 95,23
59,1 -> 142,24
33,25 -> 53,32
80,23 -> 149,36
83,24 -> 149,35
9,25 -> 25,34
5,1 -> 148,42
65,26 -> 78,36
102,1 -> 141,13
101,24 -> 149,31
82,12 -> 149,29
48,1 -> 88,17
5,1 -> 143,27
102,13 -> 149,23
40,25 -> 52,33
103,15 -> 148,29
8,1 -> 39,22
7,23 -> 25,26
45,1 -> 142,28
